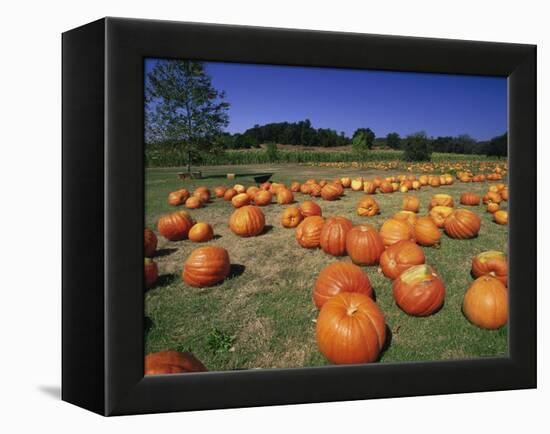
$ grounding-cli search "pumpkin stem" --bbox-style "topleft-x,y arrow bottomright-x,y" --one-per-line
347,306 -> 358,316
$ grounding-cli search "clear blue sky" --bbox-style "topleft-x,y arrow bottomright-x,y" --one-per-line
145,59 -> 507,141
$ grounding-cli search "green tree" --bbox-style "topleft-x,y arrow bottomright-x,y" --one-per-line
352,128 -> 375,158
403,131 -> 432,161
386,132 -> 401,149
265,142 -> 279,162
145,60 -> 230,173
485,133 -> 507,157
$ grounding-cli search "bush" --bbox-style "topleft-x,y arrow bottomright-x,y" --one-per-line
265,142 -> 279,162
403,132 -> 432,161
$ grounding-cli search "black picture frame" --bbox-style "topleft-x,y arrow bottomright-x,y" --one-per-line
62,17 -> 536,416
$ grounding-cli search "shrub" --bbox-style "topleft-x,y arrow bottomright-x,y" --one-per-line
403,131 -> 432,161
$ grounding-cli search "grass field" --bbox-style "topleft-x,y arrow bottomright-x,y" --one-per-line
145,163 -> 508,371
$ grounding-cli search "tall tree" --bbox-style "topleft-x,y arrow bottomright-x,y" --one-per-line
485,132 -> 507,157
145,60 -> 230,173
386,132 -> 401,150
351,128 -> 375,158
403,131 -> 432,161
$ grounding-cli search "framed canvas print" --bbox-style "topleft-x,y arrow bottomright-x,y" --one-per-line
62,17 -> 536,416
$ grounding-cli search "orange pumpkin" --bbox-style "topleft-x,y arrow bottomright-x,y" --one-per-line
182,246 -> 230,287
309,184 -> 322,197
345,224 -> 385,266
299,200 -> 322,217
290,181 -> 301,192
231,192 -> 251,208
357,196 -> 380,217
168,190 -> 186,206
402,195 -> 420,213
486,202 -> 500,213
320,216 -> 354,256
393,210 -> 417,226
260,181 -> 271,191
246,186 -> 260,197
380,181 -> 394,193
483,191 -> 502,205
144,258 -> 158,289
363,181 -> 377,194
320,183 -> 341,201
188,222 -> 214,242
214,186 -> 227,198
185,196 -> 202,209
340,177 -> 352,188
313,262 -> 373,308
444,209 -> 481,239
233,184 -> 246,194
145,351 -> 207,375
392,264 -> 445,316
429,206 -> 454,228
223,188 -> 237,201
463,276 -> 508,329
157,212 -> 194,241
295,216 -> 325,248
229,205 -> 265,237
379,218 -> 415,247
460,192 -> 480,206
500,188 -> 508,201
300,183 -> 312,195
144,228 -> 158,257
379,240 -> 425,280
413,216 -> 441,247
471,251 -> 508,286
281,207 -> 304,228
429,194 -> 454,209
193,187 -> 210,203
316,292 -> 386,364
276,188 -> 294,204
254,190 -> 272,206
494,210 -> 508,225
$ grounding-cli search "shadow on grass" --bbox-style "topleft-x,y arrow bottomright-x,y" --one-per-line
155,248 -> 178,258
154,273 -> 178,288
257,225 -> 274,236
228,264 -> 246,279
379,324 -> 393,360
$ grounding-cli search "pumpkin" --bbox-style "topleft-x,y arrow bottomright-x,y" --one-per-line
460,192 -> 480,206
319,180 -> 328,188
316,292 -> 386,364
391,182 -> 399,192
309,184 -> 322,197
253,190 -> 272,206
188,222 -> 214,242
231,192 -> 251,208
229,205 -> 265,237
145,351 -> 207,375
313,262 -> 373,308
295,216 -> 325,248
300,183 -> 312,195
429,177 -> 440,188
185,196 -> 202,209
393,210 -> 417,226
320,216 -> 354,256
372,176 -> 382,187
471,251 -> 508,285
345,224 -> 385,265
260,181 -> 271,191
233,184 -> 246,194
412,180 -> 421,190
402,195 -> 420,213
214,186 -> 227,198
444,209 -> 481,239
483,191 -> 502,205
413,216 -> 441,247
429,206 -> 454,228
157,212 -> 194,241
168,190 -> 186,206
463,276 -> 508,329
500,188 -> 508,201
379,218 -> 415,247
379,240 -> 425,280
144,228 -> 158,257
351,178 -> 363,191
419,175 -> 429,186
429,194 -> 454,209
486,202 -> 500,213
399,185 -> 408,193
340,177 -> 352,188
363,181 -> 377,194
281,207 -> 304,228
144,258 -> 158,289
223,188 -> 237,201
276,188 -> 294,204
193,188 -> 210,204
290,181 -> 301,192
392,264 -> 445,316
246,186 -> 260,197
299,200 -> 322,217
357,196 -> 380,217
380,181 -> 393,193
182,246 -> 230,287
494,210 -> 508,225
321,183 -> 341,201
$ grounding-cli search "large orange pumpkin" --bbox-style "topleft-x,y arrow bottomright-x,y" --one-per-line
392,264 -> 445,316
295,216 -> 325,248
494,210 -> 508,225
345,224 -> 385,265
276,188 -> 294,204
460,192 -> 481,206
144,228 -> 158,257
281,207 -> 304,228
316,292 -> 386,364
463,276 -> 508,329
229,205 -> 265,237
182,246 -> 230,287
309,183 -> 322,197
380,181 -> 393,193
313,262 -> 373,308
340,177 -> 352,188
188,222 -> 214,242
357,196 -> 380,217
223,188 -> 237,201
429,194 -> 454,209
393,210 -> 417,226
214,186 -> 227,198
185,196 -> 202,209
144,351 -> 207,375
193,187 -> 210,204
402,195 -> 420,213
483,191 -> 502,205
168,190 -> 186,206
363,181 -> 377,194
231,192 -> 251,208
321,183 -> 342,201
413,216 -> 441,247
254,190 -> 272,206
157,212 -> 194,241
320,216 -> 354,256
299,200 -> 322,217
290,181 -> 301,192
379,218 -> 415,247
144,258 -> 158,289
429,205 -> 454,228
379,240 -> 425,280
444,209 -> 481,239
471,251 -> 508,285
486,202 -> 500,213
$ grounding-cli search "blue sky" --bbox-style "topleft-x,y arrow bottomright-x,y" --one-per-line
145,59 -> 507,141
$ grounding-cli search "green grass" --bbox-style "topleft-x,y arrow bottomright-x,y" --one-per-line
145,163 -> 508,370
